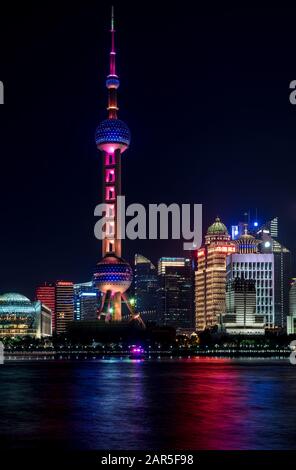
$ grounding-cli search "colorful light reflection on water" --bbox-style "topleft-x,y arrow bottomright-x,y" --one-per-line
0,358 -> 295,450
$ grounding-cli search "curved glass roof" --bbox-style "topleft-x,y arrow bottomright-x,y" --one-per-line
0,293 -> 31,303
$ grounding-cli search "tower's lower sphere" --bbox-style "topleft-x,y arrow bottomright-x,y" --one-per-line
93,254 -> 133,294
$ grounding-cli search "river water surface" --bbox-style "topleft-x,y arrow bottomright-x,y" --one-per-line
0,358 -> 295,450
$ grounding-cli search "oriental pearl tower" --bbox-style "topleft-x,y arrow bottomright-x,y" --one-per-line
93,7 -> 142,325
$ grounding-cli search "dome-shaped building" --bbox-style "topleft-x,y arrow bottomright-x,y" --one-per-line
207,217 -> 229,235
0,293 -> 31,304
0,293 -> 52,338
205,216 -> 231,245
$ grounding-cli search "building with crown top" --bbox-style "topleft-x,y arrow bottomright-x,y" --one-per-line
235,224 -> 260,254
195,217 -> 236,331
227,225 -> 275,328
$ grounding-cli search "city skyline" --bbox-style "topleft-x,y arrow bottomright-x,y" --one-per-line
8,210 -> 290,336
0,211 -> 292,299
1,3 -> 296,298
2,4 -> 296,460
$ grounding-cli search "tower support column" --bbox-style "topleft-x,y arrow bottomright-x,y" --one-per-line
114,292 -> 122,321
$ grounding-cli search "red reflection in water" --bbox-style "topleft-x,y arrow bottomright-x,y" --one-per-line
169,358 -> 251,449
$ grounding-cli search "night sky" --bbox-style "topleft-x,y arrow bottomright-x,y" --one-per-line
1,1 -> 296,298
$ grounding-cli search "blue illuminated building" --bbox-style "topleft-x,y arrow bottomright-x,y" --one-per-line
134,254 -> 158,323
74,282 -> 100,321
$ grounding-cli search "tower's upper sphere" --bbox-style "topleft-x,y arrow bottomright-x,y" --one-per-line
95,119 -> 131,151
93,254 -> 133,294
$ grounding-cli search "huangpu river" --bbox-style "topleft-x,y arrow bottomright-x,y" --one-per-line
0,358 -> 296,450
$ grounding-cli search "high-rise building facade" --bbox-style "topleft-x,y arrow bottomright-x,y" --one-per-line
195,217 -> 236,331
262,217 -> 278,239
74,282 -> 99,321
233,214 -> 291,329
35,282 -> 56,332
226,252 -> 274,328
287,279 -> 296,334
55,281 -> 74,334
257,221 -> 291,329
158,257 -> 194,330
134,254 -> 158,323
222,277 -> 265,335
38,304 -> 52,338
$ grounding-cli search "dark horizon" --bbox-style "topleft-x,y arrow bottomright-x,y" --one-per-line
1,2 -> 296,298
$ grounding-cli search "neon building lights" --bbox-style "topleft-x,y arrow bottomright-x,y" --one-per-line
36,282 -> 56,332
55,281 -> 74,334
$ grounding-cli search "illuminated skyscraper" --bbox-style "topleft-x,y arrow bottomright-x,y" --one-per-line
134,254 -> 158,323
55,281 -> 74,334
257,220 -> 291,329
222,277 -> 265,335
93,8 -> 137,324
262,217 -> 278,239
287,279 -> 296,334
229,214 -> 291,329
195,217 -> 236,331
74,282 -> 99,321
35,282 -> 56,332
227,228 -> 275,328
158,257 -> 194,330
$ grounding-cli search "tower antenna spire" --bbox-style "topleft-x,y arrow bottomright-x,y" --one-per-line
109,5 -> 116,74
111,5 -> 115,31
106,5 -> 119,118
